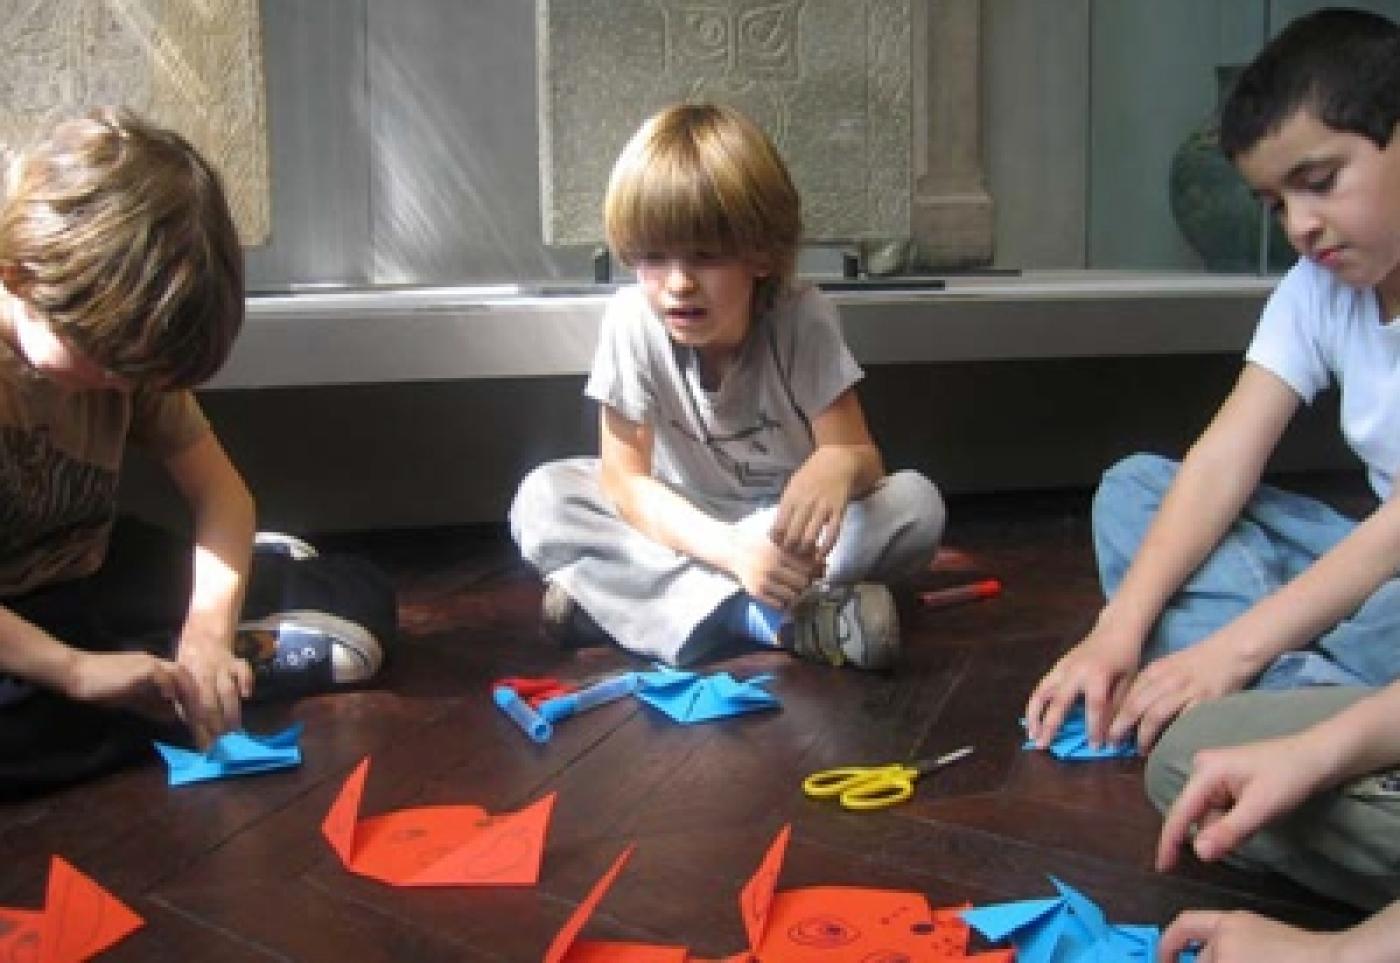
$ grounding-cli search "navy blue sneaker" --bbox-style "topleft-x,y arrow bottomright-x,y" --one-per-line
234,610 -> 383,701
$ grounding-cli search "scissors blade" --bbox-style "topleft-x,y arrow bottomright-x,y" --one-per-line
913,745 -> 975,777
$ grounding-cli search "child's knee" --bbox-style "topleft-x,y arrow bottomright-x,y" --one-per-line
509,459 -> 591,540
1094,453 -> 1175,522
886,470 -> 945,536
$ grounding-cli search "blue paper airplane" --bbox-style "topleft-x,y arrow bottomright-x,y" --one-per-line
635,665 -> 779,723
963,877 -> 1197,963
155,723 -> 304,786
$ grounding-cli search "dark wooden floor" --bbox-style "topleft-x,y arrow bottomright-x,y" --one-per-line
0,487 -> 1360,960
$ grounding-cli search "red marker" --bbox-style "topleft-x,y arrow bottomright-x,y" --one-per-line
919,578 -> 1002,609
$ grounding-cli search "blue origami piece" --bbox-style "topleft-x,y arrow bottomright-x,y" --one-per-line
1023,702 -> 1137,761
634,665 -> 779,723
963,877 -> 1197,963
155,723 -> 304,786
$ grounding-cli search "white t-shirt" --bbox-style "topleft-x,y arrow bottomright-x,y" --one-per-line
1246,257 -> 1400,499
586,284 -> 862,521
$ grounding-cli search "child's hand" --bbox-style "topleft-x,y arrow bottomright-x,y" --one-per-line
1024,627 -> 1141,751
1158,910 -> 1339,963
1155,731 -> 1329,873
771,448 -> 859,560
177,639 -> 253,748
730,528 -> 823,611
1108,639 -> 1258,752
62,650 -> 199,723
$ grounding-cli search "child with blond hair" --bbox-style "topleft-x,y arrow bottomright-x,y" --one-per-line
512,103 -> 943,669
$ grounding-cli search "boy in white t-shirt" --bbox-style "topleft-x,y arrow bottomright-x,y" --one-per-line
1021,12 -> 1400,956
1026,7 -> 1400,755
511,104 -> 944,669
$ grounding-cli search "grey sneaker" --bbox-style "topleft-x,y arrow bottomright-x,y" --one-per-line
785,582 -> 899,670
540,581 -> 613,649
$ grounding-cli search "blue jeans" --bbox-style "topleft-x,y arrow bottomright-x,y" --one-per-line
1094,453 -> 1400,689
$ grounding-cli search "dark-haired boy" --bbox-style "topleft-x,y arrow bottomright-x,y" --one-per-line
1027,5 -> 1400,755
1022,7 -> 1400,958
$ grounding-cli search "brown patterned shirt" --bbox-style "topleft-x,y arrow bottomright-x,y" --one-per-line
0,340 -> 208,595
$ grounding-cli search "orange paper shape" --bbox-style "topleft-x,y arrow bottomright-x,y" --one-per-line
741,826 -> 1013,962
545,847 -> 691,962
0,857 -> 143,963
321,756 -> 555,886
546,830 -> 1012,962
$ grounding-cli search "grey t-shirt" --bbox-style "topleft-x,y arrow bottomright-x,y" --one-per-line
586,284 -> 862,522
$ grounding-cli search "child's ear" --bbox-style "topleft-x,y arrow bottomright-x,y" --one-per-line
0,264 -> 32,300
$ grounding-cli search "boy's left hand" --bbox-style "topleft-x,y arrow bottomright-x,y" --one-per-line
1107,639 -> 1257,751
771,448 -> 858,560
176,638 -> 253,748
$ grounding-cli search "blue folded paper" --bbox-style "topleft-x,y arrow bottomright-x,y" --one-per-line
634,665 -> 779,723
1023,702 -> 1137,761
963,876 -> 1197,963
155,723 -> 304,786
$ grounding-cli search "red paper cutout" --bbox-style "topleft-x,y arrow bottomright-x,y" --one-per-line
321,755 -> 554,886
0,857 -> 142,963
739,826 -> 1014,962
544,847 -> 690,962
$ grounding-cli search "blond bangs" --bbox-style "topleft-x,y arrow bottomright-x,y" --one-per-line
606,150 -> 739,260
603,104 -> 799,282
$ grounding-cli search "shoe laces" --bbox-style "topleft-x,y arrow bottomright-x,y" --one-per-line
794,585 -> 855,667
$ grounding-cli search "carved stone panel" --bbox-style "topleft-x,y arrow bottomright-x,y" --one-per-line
0,0 -> 270,245
539,0 -> 913,245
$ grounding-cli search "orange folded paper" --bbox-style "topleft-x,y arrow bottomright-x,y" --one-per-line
321,756 -> 555,886
544,846 -> 691,962
0,856 -> 143,963
740,825 -> 1013,962
546,831 -> 1011,962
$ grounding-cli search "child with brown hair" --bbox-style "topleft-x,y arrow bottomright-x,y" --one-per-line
0,108 -> 394,798
511,103 -> 944,669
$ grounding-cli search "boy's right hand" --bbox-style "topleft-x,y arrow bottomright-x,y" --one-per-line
63,649 -> 200,731
729,528 -> 823,610
1024,626 -> 1141,750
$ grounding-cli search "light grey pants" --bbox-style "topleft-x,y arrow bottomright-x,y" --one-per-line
509,458 -> 945,664
1146,687 -> 1400,911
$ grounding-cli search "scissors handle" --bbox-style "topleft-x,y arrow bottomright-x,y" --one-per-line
840,772 -> 915,810
803,766 -> 883,799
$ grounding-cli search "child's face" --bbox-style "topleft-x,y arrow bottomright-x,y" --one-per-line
1236,108 -> 1400,298
2,290 -> 130,392
635,249 -> 769,363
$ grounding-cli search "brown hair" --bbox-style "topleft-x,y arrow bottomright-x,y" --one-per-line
604,103 -> 802,313
0,107 -> 243,387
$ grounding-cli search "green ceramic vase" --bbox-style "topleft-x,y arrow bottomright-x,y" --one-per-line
1168,65 -> 1295,273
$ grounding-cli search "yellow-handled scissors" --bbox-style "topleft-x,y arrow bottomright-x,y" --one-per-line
802,745 -> 975,811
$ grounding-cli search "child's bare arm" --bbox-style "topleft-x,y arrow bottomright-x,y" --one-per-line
0,605 -> 198,719
771,389 -> 883,559
163,429 -> 256,746
599,406 -> 819,609
1027,364 -> 1299,750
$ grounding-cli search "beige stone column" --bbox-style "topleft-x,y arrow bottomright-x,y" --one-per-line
910,0 -> 993,268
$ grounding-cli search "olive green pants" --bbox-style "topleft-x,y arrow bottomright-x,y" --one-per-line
1146,687 -> 1400,911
